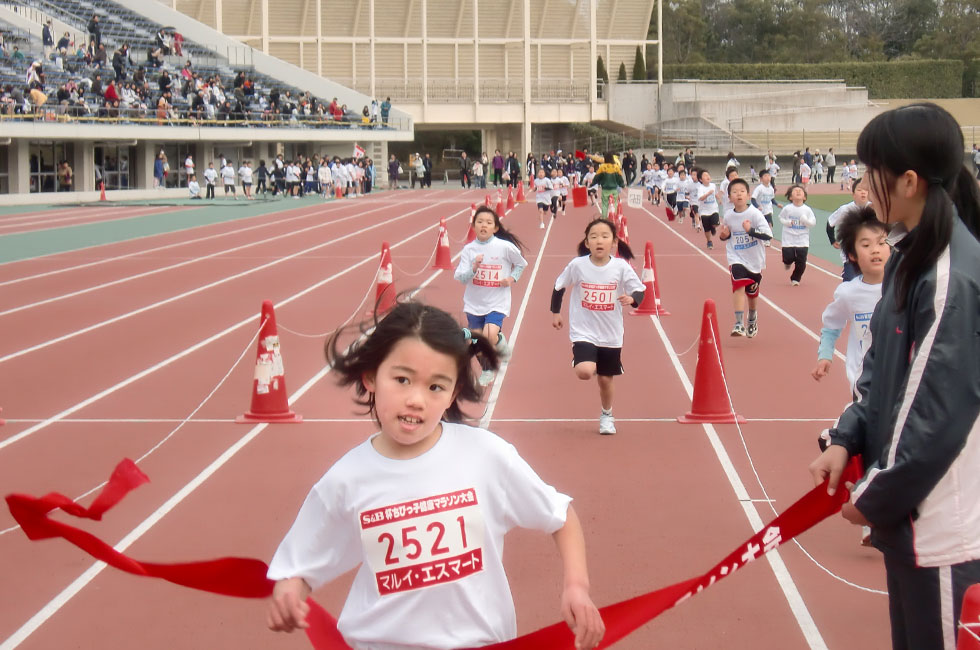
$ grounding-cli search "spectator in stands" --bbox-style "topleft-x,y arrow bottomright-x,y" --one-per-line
370,98 -> 379,124
12,46 -> 25,62
380,96 -> 391,125
155,28 -> 171,56
0,33 -> 7,58
112,44 -> 132,83
42,20 -> 54,60
233,71 -> 245,89
94,43 -> 107,69
148,46 -> 164,68
0,85 -> 15,115
57,32 -> 72,56
158,69 -> 173,95
87,15 -> 101,49
102,78 -> 119,116
155,96 -> 169,125
90,72 -> 103,97
26,61 -> 43,89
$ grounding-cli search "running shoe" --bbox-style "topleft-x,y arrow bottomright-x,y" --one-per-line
707,241 -> 714,250
731,323 -> 746,337
791,280 -> 800,286
598,412 -> 616,435
495,333 -> 512,361
746,320 -> 758,338
478,369 -> 496,387
539,222 -> 545,229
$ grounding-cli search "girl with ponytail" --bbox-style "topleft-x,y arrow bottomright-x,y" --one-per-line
809,103 -> 980,649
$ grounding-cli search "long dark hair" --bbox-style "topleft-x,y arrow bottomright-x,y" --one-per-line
576,218 -> 634,261
857,102 -> 980,309
472,205 -> 525,253
326,301 -> 499,423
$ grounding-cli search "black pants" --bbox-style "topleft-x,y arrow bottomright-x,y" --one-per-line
423,171 -> 431,187
206,183 -> 215,199
255,179 -> 266,194
625,169 -> 635,185
492,169 -> 502,186
827,166 -> 836,184
885,554 -> 980,650
782,246 -> 808,282
460,171 -> 470,188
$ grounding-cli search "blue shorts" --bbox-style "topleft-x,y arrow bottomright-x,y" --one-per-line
465,311 -> 506,330
676,200 -> 689,209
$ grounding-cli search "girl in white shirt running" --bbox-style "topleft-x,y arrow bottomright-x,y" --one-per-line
267,302 -> 604,649
551,219 -> 645,435
454,205 -> 528,386
778,185 -> 817,285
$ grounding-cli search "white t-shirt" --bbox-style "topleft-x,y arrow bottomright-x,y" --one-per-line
640,169 -> 656,188
238,166 -> 252,184
187,180 -> 200,197
454,236 -> 528,317
203,167 -> 217,185
318,165 -> 332,184
220,165 -> 236,185
678,177 -> 695,203
800,162 -> 811,180
268,423 -> 571,650
654,169 -> 667,189
554,255 -> 644,348
819,277 -> 882,391
333,164 -> 349,184
534,177 -> 553,203
697,182 -> 719,215
557,176 -> 569,196
663,174 -> 679,194
723,206 -> 771,273
285,165 -> 300,183
751,183 -> 776,215
719,179 -> 733,213
777,203 -> 817,247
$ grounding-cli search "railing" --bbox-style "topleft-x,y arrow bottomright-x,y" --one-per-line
333,77 -> 602,104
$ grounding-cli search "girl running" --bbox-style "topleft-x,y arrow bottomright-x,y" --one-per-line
809,102 -> 980,650
454,205 -> 528,386
778,184 -> 817,285
675,168 -> 692,224
551,219 -> 645,435
696,169 -> 721,249
534,168 -> 554,229
267,302 -> 605,649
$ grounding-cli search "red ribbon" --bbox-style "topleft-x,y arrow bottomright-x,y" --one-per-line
6,457 -> 862,649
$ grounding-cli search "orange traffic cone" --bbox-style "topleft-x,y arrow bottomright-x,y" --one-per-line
236,300 -> 302,424
470,202 -> 477,220
677,300 -> 745,424
485,194 -> 492,207
464,223 -> 477,244
368,242 -> 397,316
606,194 -> 616,220
617,197 -> 624,220
506,187 -> 515,212
959,584 -> 980,650
516,181 -> 526,203
617,212 -> 630,245
631,241 -> 668,316
432,218 -> 453,270
495,195 -> 504,218
0,406 -> 4,427
99,182 -> 107,202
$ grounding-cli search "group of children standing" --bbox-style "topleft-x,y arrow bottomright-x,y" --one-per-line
186,155 -> 374,201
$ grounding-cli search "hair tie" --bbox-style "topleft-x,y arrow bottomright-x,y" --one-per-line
928,177 -> 944,187
461,328 -> 475,344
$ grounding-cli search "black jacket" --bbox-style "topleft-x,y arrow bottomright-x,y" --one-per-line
830,218 -> 980,566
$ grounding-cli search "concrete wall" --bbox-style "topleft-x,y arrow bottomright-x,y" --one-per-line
606,83 -> 659,130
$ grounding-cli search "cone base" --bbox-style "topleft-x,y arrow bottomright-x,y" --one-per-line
631,307 -> 670,316
432,262 -> 453,271
236,411 -> 303,424
677,412 -> 747,424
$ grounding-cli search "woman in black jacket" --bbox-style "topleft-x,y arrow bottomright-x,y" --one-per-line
810,103 -> 980,650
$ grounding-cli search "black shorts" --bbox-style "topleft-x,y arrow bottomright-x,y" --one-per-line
701,213 -> 720,234
666,192 -> 677,208
572,342 -> 623,376
730,264 -> 763,297
690,204 -> 699,216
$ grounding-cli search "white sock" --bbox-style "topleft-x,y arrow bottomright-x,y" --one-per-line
601,408 -> 612,416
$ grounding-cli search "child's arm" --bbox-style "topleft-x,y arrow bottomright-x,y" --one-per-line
267,577 -> 311,632
553,506 -> 605,650
747,212 -> 772,240
801,206 -> 817,228
778,207 -> 793,226
454,247 -> 477,284
812,288 -> 848,381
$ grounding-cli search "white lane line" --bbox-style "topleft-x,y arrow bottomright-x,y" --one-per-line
0,203 -> 467,452
0,229 -> 467,650
0,200 -> 375,286
639,206 -> 846,362
0,200 -> 456,365
648,314 -> 829,650
479,212 -> 554,428
0,206 -> 177,233
0,201 -> 400,317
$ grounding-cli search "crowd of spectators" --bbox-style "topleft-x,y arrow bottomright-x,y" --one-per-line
0,16 -> 395,129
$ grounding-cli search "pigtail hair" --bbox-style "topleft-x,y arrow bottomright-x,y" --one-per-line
892,183 -> 954,310
494,224 -> 526,254
448,329 -> 499,423
616,239 -> 635,261
951,166 -> 980,238
577,240 -> 590,257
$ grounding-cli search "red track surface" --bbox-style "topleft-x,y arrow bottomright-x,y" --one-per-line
0,189 -> 889,649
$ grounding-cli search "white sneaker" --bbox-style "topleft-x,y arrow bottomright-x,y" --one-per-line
539,222 -> 545,229
791,280 -> 800,286
598,412 -> 616,435
495,333 -> 512,361
478,369 -> 496,386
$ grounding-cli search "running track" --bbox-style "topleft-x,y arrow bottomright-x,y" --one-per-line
0,189 -> 889,649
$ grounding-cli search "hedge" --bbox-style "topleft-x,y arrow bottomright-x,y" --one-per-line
963,60 -> 980,98
659,60 -> 964,99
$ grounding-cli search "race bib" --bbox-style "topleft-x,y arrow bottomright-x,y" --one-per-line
360,489 -> 485,596
732,232 -> 756,250
581,282 -> 617,312
855,311 -> 873,354
474,263 -> 503,288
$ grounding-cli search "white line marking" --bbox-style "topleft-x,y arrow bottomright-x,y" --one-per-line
0,201 -> 400,317
648,314 -> 829,650
639,206 -> 846,362
0,203 -> 467,451
0,200 -> 456,365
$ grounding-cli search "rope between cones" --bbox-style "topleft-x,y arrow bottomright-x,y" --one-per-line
705,331 -> 887,596
277,274 -> 379,339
